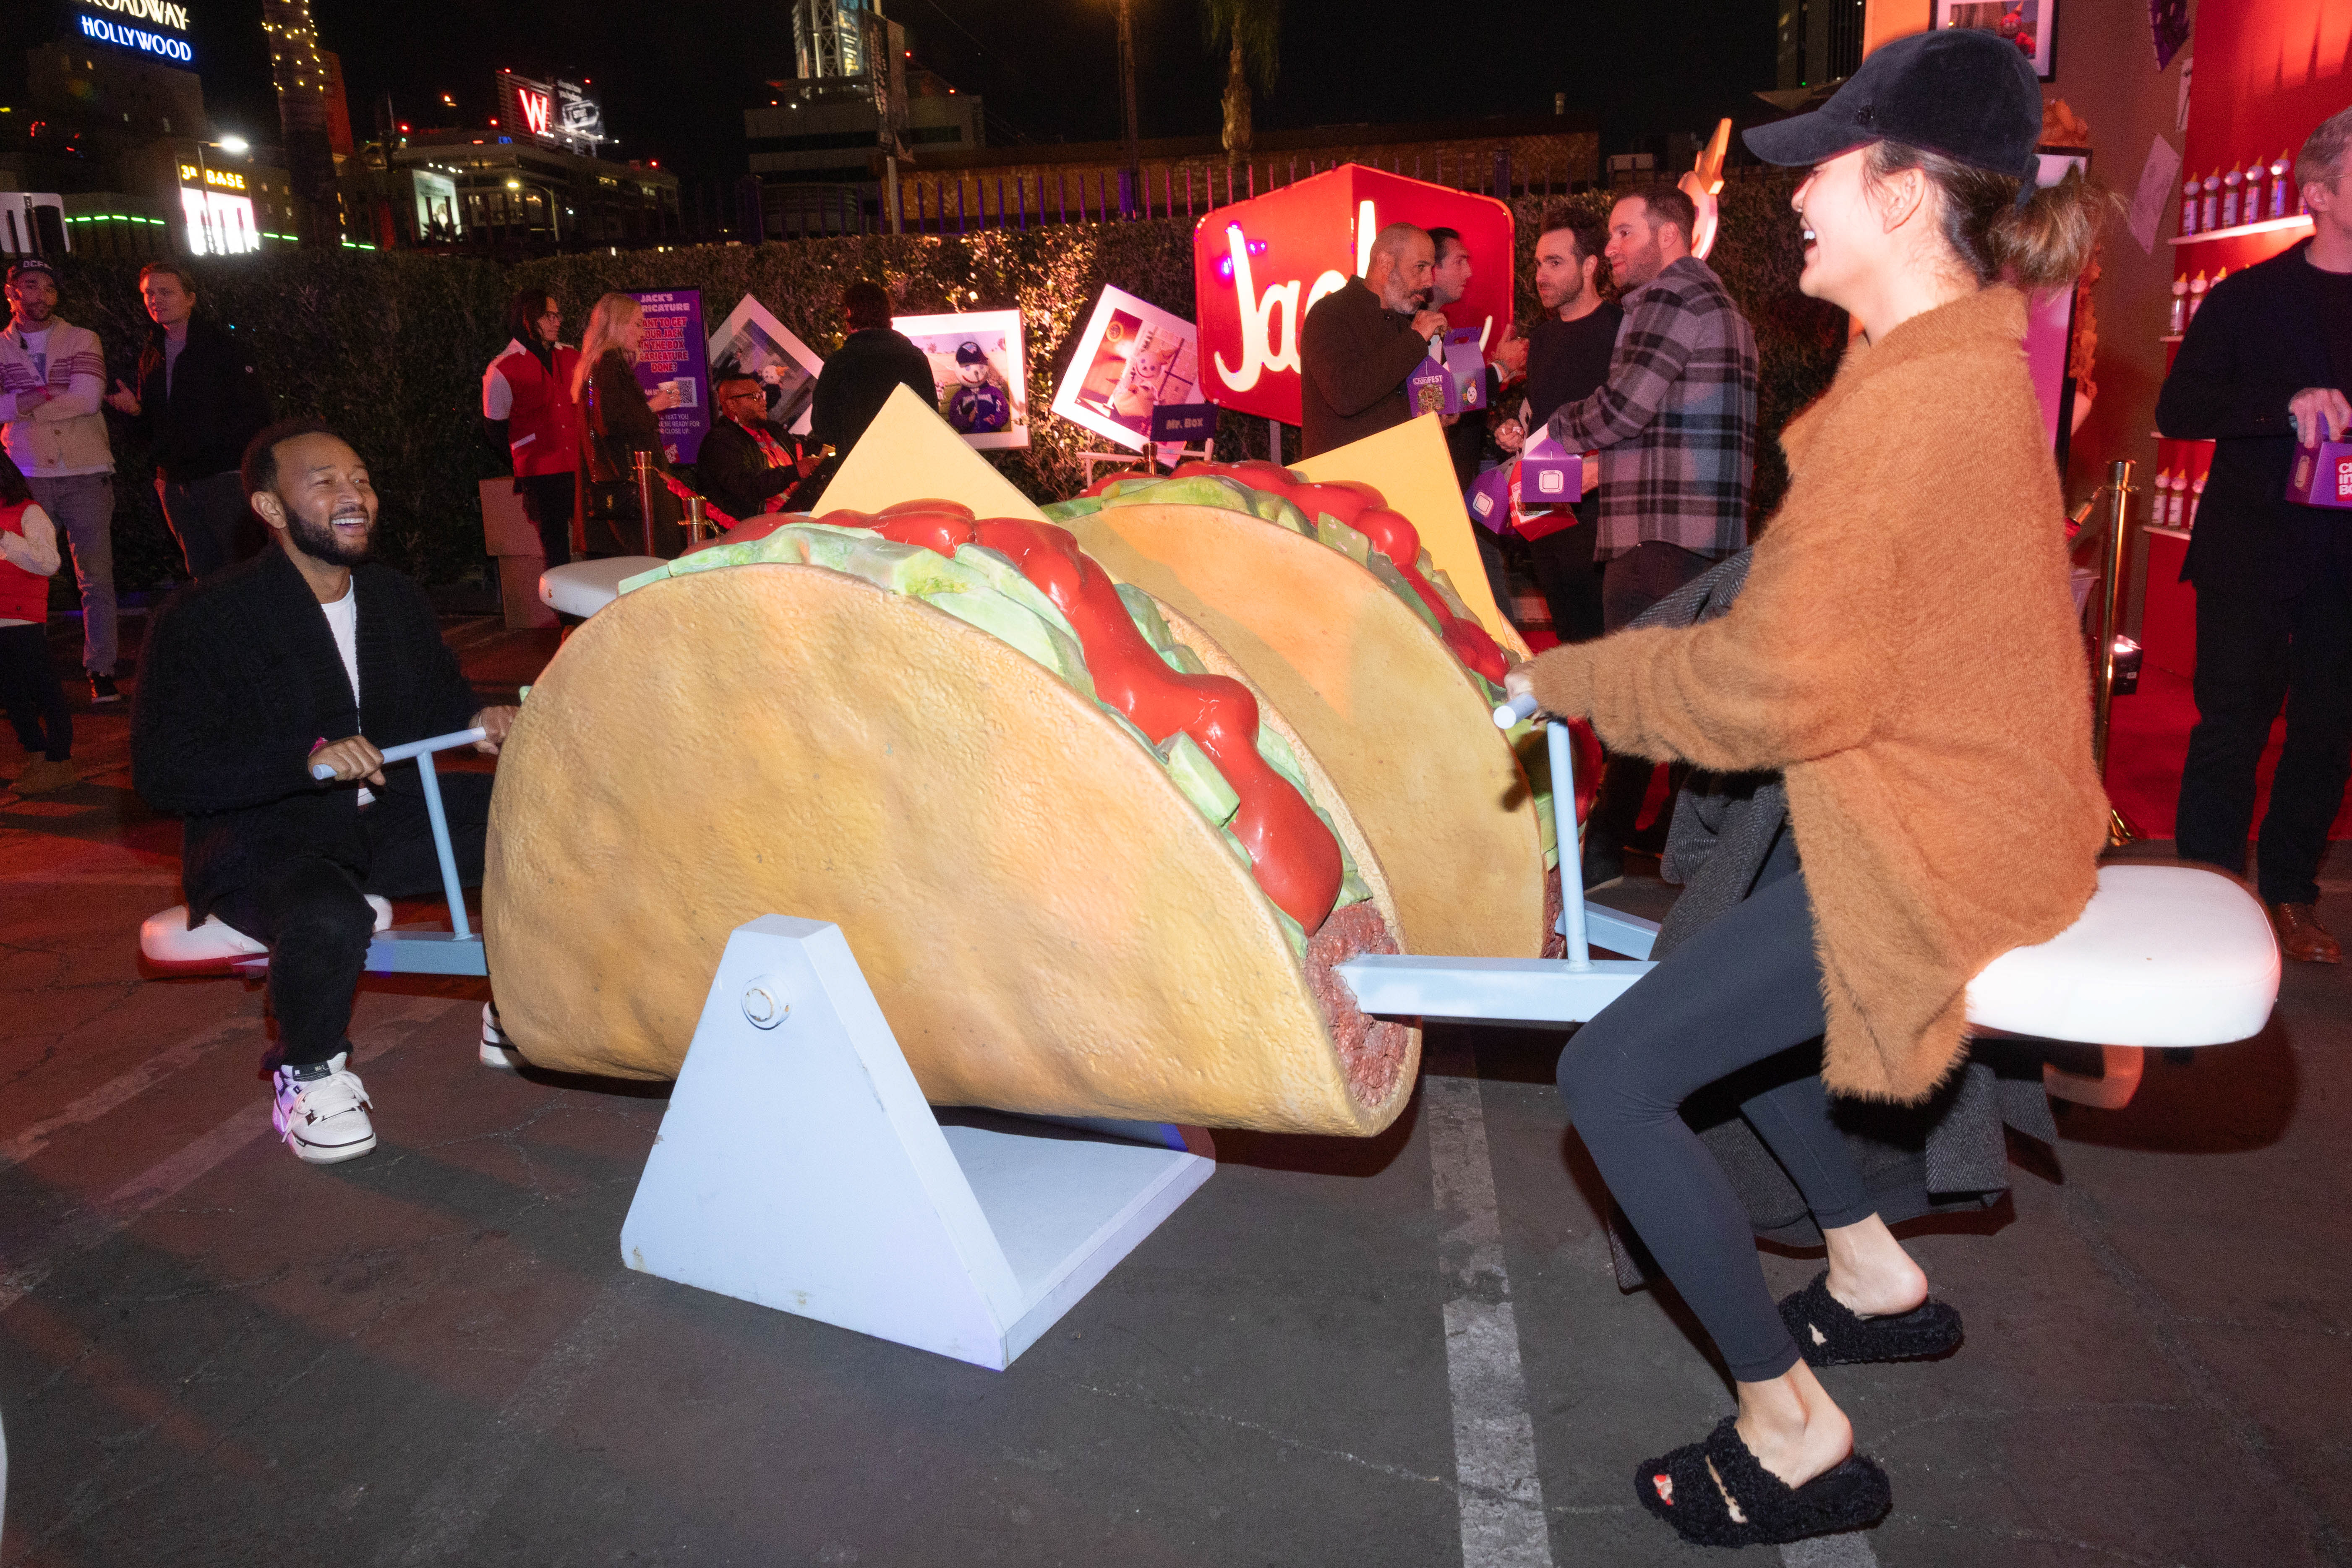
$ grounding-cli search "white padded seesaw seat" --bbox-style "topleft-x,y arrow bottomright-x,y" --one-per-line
141,896 -> 392,972
1966,864 -> 2280,1109
541,556 -> 663,619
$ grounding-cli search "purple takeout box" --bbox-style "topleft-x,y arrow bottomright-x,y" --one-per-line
2288,440 -> 2352,509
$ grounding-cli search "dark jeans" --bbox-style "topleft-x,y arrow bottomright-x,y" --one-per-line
2176,566 -> 2352,905
1529,517 -> 1604,645
518,472 -> 577,569
26,473 -> 116,675
213,772 -> 492,1070
1558,858 -> 1874,1384
1590,541 -> 1720,854
158,470 -> 264,580
0,623 -> 72,762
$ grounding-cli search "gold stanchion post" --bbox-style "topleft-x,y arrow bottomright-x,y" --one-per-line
2090,459 -> 2141,848
632,450 -> 658,558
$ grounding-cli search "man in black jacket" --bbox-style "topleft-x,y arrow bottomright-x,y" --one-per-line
1298,223 -> 1449,457
2157,104 -> 2352,963
697,365 -> 823,522
809,281 -> 934,462
103,261 -> 274,579
133,420 -> 519,1164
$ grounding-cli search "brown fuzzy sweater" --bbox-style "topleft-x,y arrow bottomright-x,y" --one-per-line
1527,287 -> 2108,1103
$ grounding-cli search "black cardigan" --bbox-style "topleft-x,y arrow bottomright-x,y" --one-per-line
132,548 -> 481,921
130,313 -> 275,483
2156,239 -> 2346,597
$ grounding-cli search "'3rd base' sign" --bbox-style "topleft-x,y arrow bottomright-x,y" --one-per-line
1191,165 -> 1515,428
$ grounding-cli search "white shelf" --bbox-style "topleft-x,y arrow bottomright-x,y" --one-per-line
2145,524 -> 2194,541
2159,334 -> 2182,344
2169,214 -> 2313,247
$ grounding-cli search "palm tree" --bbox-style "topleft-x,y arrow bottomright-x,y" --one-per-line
1201,0 -> 1279,160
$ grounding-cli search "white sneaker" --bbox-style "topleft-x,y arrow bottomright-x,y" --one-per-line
480,1003 -> 524,1071
271,1051 -> 377,1164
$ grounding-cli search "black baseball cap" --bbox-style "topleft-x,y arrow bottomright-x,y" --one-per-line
5,257 -> 58,286
1742,29 -> 2043,182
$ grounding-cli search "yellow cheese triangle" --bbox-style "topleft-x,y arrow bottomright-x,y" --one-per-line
1290,413 -> 1530,657
818,383 -> 1048,522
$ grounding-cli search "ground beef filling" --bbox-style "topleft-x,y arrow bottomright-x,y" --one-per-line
1543,863 -> 1566,961
1304,900 -> 1411,1108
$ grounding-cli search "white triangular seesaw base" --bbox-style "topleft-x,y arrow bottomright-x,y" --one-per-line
619,916 -> 1215,1370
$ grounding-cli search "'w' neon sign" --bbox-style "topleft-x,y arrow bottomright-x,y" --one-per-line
517,89 -> 552,138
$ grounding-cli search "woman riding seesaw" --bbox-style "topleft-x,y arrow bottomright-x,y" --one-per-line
1502,29 -> 2112,1549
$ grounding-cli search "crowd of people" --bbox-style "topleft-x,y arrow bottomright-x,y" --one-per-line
0,31 -> 2347,1547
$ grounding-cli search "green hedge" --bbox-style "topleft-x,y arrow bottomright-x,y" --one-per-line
35,177 -> 1839,594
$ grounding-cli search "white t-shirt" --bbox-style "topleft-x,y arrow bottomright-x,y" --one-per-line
319,583 -> 373,804
18,326 -> 51,384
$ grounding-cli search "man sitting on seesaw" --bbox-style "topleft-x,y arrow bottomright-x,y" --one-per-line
134,419 -> 522,1165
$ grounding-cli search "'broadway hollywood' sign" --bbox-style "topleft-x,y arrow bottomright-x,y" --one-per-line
76,0 -> 196,63
1190,164 -> 1515,427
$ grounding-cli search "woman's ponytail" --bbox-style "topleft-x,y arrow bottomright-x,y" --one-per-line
1867,142 -> 2113,290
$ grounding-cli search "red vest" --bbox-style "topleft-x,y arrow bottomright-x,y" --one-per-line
0,500 -> 50,624
487,341 -> 585,478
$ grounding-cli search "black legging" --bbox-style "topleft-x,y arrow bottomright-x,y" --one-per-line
1558,854 -> 1875,1383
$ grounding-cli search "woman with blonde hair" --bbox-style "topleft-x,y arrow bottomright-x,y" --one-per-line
1504,29 -> 2111,1547
572,291 -> 684,558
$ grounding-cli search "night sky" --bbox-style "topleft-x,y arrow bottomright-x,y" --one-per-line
87,0 -> 1775,190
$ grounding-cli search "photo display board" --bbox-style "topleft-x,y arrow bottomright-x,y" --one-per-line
895,310 -> 1030,451
1050,286 -> 1203,465
708,295 -> 826,436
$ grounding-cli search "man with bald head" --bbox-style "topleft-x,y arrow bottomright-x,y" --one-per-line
134,420 -> 521,1166
1299,222 -> 1451,457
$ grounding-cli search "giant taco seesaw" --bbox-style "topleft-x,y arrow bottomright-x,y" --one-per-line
483,501 -> 1420,1137
1047,414 -> 1597,961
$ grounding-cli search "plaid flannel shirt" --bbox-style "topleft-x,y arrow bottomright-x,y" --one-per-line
1544,256 -> 1757,558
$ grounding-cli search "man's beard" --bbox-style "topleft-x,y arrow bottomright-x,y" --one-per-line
290,506 -> 374,566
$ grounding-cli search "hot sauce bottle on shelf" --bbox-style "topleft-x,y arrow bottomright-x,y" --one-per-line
2189,470 -> 2206,530
2168,274 -> 2188,335
2201,169 -> 2221,231
2187,269 -> 2209,321
2270,151 -> 2294,219
2248,156 -> 2273,222
2182,170 -> 2203,236
2221,164 -> 2243,228
2151,468 -> 2175,530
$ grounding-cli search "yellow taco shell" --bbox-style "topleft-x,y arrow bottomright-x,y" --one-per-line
483,558 -> 1417,1135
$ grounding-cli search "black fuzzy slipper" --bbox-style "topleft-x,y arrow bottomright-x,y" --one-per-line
1636,1416 -> 1892,1548
1779,1271 -> 1963,1367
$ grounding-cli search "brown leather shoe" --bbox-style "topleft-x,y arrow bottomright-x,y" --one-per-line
2269,903 -> 2342,964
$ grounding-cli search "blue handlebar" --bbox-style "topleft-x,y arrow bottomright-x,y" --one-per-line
311,726 -> 488,781
1493,692 -> 1539,728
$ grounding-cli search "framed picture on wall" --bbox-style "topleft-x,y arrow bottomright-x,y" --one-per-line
1934,0 -> 2054,82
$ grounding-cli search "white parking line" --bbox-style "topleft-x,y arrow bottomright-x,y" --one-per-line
1425,1061 -> 1553,1568
0,998 -> 459,1316
0,1016 -> 257,1175
375,1278 -> 642,1567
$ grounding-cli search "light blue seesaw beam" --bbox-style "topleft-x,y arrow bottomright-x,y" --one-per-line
314,726 -> 493,978
1337,694 -> 1664,1023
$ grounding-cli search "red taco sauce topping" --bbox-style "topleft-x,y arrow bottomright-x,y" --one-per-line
814,500 -> 1346,933
1167,464 -> 1509,684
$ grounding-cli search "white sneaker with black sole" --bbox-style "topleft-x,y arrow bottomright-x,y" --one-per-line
480,1003 -> 524,1070
271,1051 -> 377,1164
